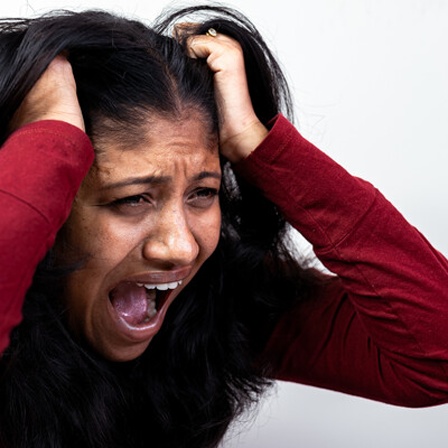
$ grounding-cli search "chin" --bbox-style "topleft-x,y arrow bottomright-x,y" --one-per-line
93,338 -> 153,362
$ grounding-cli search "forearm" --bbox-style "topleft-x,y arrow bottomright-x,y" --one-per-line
238,115 -> 448,406
0,120 -> 93,353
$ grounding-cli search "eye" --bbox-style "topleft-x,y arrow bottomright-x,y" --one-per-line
187,187 -> 219,208
109,194 -> 150,215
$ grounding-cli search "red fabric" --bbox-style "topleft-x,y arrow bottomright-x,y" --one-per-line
0,120 -> 94,353
237,115 -> 448,407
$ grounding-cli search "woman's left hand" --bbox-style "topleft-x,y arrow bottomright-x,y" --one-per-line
185,30 -> 268,163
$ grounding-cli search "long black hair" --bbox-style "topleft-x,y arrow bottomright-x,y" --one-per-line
0,6 -> 318,448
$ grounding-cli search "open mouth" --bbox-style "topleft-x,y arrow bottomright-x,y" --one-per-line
109,281 -> 182,327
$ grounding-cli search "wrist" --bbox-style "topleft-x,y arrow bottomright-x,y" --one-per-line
220,120 -> 268,163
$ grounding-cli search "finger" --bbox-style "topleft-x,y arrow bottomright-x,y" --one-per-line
185,35 -> 211,59
185,33 -> 236,61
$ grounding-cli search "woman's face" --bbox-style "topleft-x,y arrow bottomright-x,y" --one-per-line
60,113 -> 222,361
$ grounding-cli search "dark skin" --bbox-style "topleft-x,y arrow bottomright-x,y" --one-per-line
9,32 -> 270,361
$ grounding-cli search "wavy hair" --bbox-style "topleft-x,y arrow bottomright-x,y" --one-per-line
0,6 -> 318,447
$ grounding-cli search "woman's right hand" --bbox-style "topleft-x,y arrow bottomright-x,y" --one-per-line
9,55 -> 84,133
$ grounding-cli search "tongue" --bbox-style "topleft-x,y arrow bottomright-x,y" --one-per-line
110,283 -> 148,326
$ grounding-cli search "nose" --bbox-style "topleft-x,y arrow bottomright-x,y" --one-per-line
142,206 -> 199,267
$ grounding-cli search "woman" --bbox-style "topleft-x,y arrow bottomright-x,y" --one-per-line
0,5 -> 447,448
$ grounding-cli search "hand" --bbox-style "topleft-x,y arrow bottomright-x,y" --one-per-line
185,30 -> 268,163
9,55 -> 85,133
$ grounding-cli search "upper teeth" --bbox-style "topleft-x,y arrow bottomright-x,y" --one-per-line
136,281 -> 183,290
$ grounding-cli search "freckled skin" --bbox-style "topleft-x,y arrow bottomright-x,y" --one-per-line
59,114 -> 222,361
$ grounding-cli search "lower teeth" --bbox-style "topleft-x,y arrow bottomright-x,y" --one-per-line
147,299 -> 157,318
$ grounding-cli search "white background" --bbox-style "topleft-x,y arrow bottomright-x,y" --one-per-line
2,1 -> 447,446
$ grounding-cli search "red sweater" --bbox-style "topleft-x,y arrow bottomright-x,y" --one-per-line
1,117 -> 447,408
0,120 -> 94,351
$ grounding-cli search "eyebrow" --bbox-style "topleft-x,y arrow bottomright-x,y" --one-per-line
100,171 -> 222,190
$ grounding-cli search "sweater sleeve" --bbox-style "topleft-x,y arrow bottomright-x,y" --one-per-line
237,115 -> 448,407
0,120 -> 94,353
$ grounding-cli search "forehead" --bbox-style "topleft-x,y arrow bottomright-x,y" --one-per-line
90,114 -> 219,183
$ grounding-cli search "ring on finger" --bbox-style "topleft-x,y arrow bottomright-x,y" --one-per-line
205,28 -> 217,37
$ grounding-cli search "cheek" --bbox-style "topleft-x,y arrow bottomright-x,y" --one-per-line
63,207 -> 134,261
195,207 -> 222,258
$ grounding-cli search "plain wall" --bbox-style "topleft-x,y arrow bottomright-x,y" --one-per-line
2,1 -> 447,446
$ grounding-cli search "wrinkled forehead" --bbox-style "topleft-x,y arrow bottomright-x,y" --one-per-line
85,111 -> 220,186
91,108 -> 218,158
